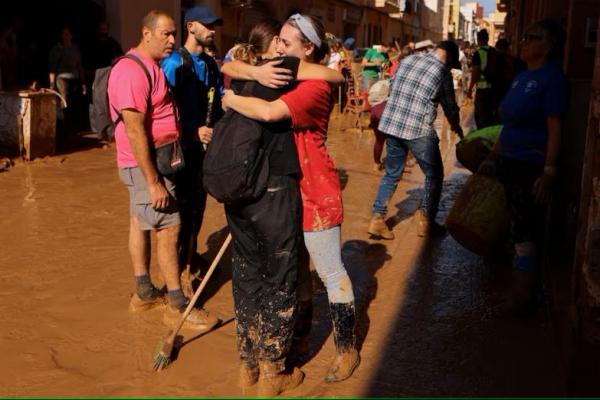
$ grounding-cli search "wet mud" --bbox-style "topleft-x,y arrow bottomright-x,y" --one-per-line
0,106 -> 566,396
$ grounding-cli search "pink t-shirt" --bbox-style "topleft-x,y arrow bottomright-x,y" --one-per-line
108,49 -> 178,168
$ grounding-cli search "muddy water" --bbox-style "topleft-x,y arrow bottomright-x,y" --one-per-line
0,107 -> 565,396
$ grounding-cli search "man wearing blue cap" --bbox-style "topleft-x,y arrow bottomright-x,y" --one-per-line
161,5 -> 224,302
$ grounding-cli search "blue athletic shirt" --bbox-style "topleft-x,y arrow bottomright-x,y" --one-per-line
161,49 -> 224,143
498,62 -> 568,164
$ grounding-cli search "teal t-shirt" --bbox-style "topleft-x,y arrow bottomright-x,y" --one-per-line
363,48 -> 388,78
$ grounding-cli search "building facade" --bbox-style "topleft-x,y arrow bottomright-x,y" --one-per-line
102,0 -> 445,55
499,0 -> 600,389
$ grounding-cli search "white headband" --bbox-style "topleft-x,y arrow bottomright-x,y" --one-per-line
289,14 -> 322,48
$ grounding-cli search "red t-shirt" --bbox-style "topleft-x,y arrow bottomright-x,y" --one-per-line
281,80 -> 343,231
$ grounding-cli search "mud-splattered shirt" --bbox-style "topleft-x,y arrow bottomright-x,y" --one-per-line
281,80 -> 343,231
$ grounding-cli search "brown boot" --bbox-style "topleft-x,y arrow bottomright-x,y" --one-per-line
325,348 -> 360,383
326,302 -> 360,383
257,361 -> 304,397
416,209 -> 446,237
163,303 -> 220,332
128,285 -> 166,312
239,362 -> 259,389
368,214 -> 395,240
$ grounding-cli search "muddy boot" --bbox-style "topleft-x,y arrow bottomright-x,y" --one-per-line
163,301 -> 220,331
129,281 -> 166,312
416,209 -> 446,237
239,361 -> 259,389
325,302 -> 360,383
368,214 -> 395,240
257,360 -> 304,397
290,299 -> 313,360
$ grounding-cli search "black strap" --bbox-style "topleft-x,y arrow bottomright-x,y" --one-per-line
178,47 -> 195,72
110,53 -> 153,125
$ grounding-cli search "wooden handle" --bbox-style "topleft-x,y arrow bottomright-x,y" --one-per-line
170,233 -> 232,339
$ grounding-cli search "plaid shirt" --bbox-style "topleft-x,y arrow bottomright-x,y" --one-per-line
378,52 -> 460,140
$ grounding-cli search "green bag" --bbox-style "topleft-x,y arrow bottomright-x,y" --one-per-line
456,125 -> 502,173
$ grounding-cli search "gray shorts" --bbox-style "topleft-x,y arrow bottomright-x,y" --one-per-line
118,167 -> 180,231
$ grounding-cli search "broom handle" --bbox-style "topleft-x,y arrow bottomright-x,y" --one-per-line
169,233 -> 232,339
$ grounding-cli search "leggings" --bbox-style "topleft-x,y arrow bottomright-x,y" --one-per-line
303,226 -> 354,304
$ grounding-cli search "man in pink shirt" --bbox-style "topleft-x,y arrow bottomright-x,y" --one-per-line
108,10 -> 218,331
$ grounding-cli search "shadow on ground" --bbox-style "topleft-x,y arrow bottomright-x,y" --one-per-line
365,173 -> 567,396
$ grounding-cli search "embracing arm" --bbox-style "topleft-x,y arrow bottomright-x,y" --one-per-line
220,59 -> 293,88
223,90 -> 290,123
297,60 -> 344,84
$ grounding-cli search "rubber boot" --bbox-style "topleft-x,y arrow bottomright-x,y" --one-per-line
257,360 -> 304,397
368,214 -> 395,240
239,361 -> 259,389
325,302 -> 360,383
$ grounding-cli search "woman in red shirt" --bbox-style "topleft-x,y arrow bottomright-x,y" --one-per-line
223,13 -> 359,385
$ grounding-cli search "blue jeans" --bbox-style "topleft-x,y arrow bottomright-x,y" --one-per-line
372,135 -> 444,218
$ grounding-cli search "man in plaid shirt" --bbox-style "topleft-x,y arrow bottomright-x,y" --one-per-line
368,41 -> 464,239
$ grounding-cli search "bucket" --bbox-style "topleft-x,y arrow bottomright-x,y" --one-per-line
446,174 -> 510,256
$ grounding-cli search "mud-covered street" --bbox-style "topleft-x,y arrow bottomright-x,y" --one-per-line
0,108 -> 567,397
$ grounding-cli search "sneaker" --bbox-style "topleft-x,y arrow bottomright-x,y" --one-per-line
128,286 -> 166,312
368,214 -> 395,240
163,303 -> 220,332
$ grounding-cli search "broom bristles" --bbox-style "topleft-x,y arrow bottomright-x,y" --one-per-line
152,338 -> 174,371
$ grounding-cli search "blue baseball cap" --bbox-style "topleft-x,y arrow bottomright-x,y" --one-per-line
343,37 -> 356,49
184,5 -> 223,26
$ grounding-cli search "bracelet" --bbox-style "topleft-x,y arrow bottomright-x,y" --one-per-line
543,165 -> 557,177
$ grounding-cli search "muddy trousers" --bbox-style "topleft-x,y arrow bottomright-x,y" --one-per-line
175,147 -> 207,269
225,175 -> 302,371
297,227 -> 357,353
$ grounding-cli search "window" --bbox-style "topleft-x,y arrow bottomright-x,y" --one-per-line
585,17 -> 598,49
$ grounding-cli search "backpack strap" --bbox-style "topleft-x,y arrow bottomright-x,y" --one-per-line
108,53 -> 154,126
178,47 -> 195,72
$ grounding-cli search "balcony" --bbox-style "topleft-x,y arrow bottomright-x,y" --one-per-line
497,0 -> 509,12
374,0 -> 401,13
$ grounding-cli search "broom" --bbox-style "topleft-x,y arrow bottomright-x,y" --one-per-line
182,86 -> 217,293
153,233 -> 232,371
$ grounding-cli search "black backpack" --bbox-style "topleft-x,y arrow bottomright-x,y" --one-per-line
480,47 -> 501,86
90,54 -> 152,140
202,108 -> 275,204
